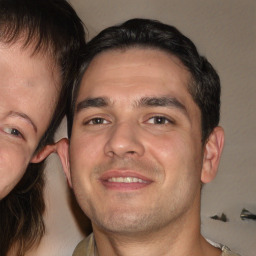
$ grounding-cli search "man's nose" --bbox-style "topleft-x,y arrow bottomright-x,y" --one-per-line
104,122 -> 145,158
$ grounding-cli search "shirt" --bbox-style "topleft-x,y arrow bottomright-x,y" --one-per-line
73,234 -> 241,256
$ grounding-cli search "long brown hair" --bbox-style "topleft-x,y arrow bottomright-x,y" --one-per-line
0,162 -> 46,255
0,0 -> 86,255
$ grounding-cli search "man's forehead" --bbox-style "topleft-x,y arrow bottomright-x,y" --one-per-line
80,48 -> 191,93
75,48 -> 197,119
86,47 -> 187,71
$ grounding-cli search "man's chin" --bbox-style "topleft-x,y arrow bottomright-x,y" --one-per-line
92,210 -> 159,235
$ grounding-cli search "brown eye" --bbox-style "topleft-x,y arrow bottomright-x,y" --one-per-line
148,116 -> 171,125
3,127 -> 23,137
87,118 -> 109,125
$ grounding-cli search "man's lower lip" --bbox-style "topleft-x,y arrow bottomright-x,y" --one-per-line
100,180 -> 151,190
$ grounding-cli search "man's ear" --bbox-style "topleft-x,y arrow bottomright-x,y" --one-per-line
55,138 -> 72,188
30,144 -> 57,163
201,126 -> 225,184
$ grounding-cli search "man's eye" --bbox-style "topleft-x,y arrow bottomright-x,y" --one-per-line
87,118 -> 108,125
147,116 -> 171,125
3,127 -> 23,137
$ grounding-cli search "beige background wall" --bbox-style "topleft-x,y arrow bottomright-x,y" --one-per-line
29,1 -> 256,255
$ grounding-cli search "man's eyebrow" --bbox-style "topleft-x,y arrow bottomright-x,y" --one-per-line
76,96 -> 188,115
9,111 -> 37,133
76,97 -> 109,113
136,96 -> 188,115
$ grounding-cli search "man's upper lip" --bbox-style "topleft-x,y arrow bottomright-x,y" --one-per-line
99,170 -> 152,182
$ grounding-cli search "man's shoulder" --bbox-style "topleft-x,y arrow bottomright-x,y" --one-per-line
221,247 -> 241,256
73,235 -> 242,256
207,239 -> 241,256
72,234 -> 95,256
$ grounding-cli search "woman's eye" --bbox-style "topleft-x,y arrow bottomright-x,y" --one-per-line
3,127 -> 23,137
147,116 -> 171,125
87,118 -> 109,125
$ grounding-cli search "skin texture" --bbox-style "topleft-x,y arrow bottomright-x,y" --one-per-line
0,41 -> 60,199
59,48 -> 224,256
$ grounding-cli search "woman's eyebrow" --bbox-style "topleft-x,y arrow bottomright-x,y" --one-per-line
8,111 -> 37,133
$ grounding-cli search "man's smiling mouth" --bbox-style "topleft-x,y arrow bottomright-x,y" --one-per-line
107,177 -> 148,183
99,170 -> 153,190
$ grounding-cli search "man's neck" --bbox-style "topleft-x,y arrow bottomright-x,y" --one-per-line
92,215 -> 221,256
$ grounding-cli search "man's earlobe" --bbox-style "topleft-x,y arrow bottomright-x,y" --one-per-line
201,126 -> 225,184
56,138 -> 72,188
30,144 -> 57,163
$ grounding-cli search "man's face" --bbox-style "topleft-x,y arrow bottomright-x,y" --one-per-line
67,48 -> 208,234
0,41 -> 60,199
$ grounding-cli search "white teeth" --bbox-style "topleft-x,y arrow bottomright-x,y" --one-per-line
108,177 -> 147,183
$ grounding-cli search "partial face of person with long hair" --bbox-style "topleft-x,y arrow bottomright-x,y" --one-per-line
0,40 -> 60,199
0,1 -> 86,255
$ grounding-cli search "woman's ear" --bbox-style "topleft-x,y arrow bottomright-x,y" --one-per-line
30,144 -> 57,163
55,138 -> 72,188
201,126 -> 225,184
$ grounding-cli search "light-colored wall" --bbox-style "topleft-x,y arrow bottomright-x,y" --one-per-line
30,1 -> 256,255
